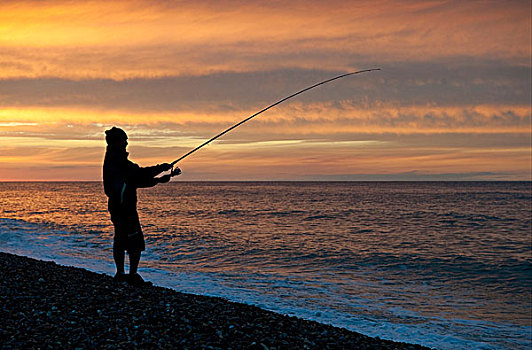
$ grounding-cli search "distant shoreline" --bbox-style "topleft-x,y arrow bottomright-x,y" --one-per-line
0,252 -> 430,349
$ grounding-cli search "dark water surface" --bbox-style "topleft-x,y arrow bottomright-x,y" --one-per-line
0,182 -> 530,349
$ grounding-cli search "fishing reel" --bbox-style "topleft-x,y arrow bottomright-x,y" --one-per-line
170,165 -> 182,177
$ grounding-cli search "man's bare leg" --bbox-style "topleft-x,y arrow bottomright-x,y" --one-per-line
129,250 -> 141,275
113,246 -> 125,275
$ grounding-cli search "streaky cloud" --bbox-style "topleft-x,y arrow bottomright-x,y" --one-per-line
0,62 -> 530,112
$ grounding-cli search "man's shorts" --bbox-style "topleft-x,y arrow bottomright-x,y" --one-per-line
110,210 -> 145,252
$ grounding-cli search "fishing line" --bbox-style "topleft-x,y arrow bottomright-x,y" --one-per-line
171,68 -> 380,168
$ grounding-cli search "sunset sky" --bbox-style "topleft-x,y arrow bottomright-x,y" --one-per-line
0,0 -> 530,181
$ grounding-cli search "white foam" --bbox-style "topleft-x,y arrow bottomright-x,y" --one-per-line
1,219 -> 530,350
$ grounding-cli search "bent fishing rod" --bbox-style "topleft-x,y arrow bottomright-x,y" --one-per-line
170,68 -> 380,169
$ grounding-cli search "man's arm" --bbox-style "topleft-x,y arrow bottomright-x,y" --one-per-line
137,163 -> 172,179
131,162 -> 174,188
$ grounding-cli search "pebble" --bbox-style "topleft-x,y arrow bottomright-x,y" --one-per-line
0,252 -> 432,350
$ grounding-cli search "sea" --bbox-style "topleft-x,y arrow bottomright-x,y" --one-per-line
0,181 -> 530,349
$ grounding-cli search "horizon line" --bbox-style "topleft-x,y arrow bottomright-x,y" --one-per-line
1,180 -> 530,183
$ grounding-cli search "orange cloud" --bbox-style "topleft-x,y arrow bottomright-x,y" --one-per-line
0,103 -> 529,138
0,1 -> 529,79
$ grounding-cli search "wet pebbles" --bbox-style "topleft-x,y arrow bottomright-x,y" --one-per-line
0,252 -> 430,349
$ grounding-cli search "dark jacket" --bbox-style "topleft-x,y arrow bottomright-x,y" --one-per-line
103,147 -> 165,214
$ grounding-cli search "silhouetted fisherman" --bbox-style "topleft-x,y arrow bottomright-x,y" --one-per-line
103,127 -> 181,285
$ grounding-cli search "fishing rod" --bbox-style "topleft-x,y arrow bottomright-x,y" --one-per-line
170,68 -> 380,169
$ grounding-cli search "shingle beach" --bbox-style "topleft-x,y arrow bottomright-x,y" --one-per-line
0,252 -> 430,349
